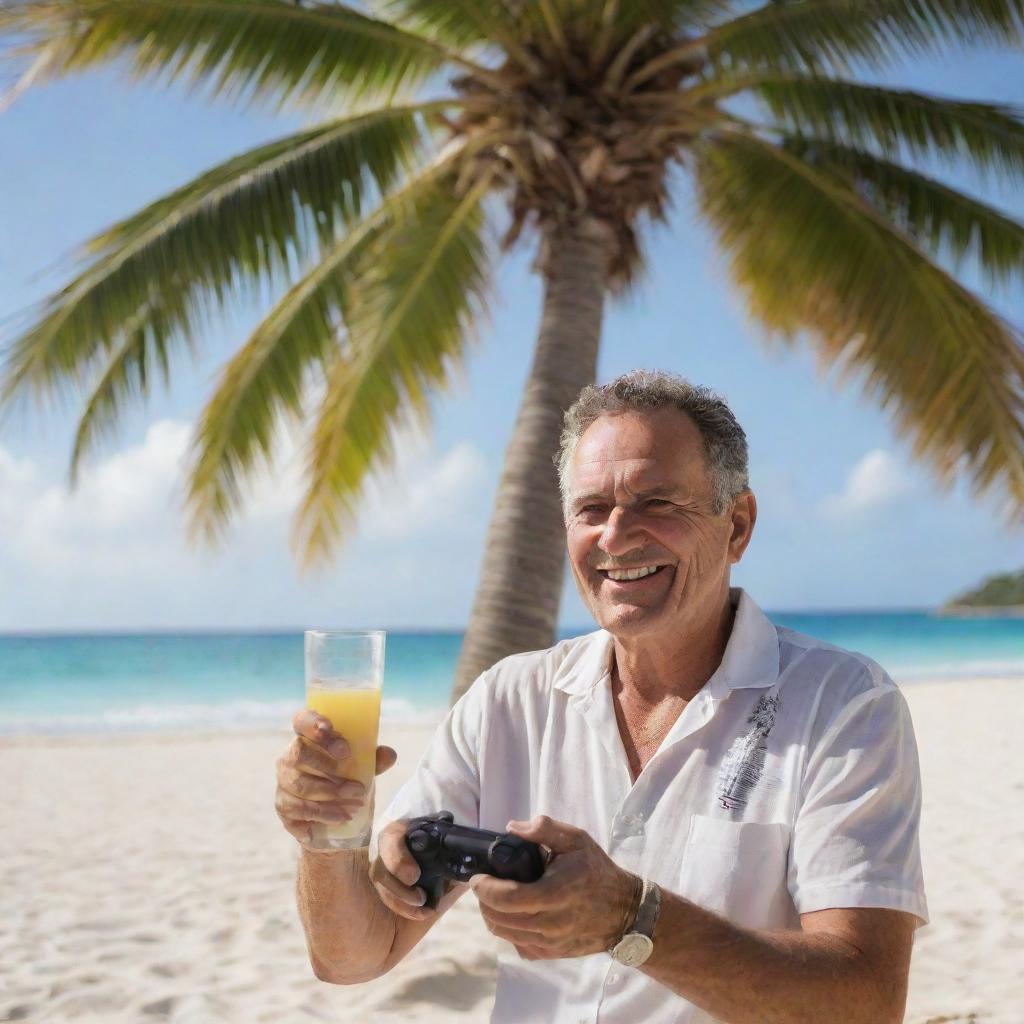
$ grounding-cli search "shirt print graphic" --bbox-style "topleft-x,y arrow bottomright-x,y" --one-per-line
717,693 -> 782,813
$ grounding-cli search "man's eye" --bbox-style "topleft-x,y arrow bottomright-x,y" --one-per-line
644,499 -> 671,509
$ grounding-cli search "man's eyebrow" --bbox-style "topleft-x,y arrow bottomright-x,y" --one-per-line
571,492 -> 608,505
571,487 -> 685,506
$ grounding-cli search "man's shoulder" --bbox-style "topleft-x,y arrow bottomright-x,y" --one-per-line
774,624 -> 902,727
468,630 -> 606,706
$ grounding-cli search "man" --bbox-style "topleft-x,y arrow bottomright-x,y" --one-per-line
275,370 -> 928,1024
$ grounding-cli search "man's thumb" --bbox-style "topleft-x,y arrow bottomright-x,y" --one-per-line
505,814 -> 580,853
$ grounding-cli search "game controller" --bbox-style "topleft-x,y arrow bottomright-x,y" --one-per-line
404,811 -> 546,909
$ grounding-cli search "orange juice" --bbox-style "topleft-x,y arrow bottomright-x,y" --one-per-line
307,682 -> 382,846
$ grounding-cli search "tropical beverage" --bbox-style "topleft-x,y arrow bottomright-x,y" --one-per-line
304,630 -> 385,850
306,683 -> 382,846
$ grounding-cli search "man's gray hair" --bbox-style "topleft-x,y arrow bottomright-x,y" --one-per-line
556,370 -> 749,519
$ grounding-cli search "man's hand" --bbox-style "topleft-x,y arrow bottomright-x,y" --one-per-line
369,819 -> 441,923
275,709 -> 398,850
470,815 -> 636,961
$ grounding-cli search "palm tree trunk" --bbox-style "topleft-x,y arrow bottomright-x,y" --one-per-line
449,219 -> 611,705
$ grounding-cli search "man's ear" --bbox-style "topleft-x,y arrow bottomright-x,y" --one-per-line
727,490 -> 757,564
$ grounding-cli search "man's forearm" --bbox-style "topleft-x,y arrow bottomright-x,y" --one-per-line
296,847 -> 396,984
639,891 -> 905,1024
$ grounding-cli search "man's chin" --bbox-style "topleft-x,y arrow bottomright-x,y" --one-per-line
593,602 -> 666,637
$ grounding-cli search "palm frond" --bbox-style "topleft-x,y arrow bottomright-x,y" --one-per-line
699,0 -> 1024,75
379,0 -> 546,70
184,158 -> 460,541
696,74 -> 1024,178
294,172 -> 494,565
2,104 -> 434,448
785,136 -> 1024,286
0,0 -> 471,112
601,0 -> 731,33
695,130 -> 1024,518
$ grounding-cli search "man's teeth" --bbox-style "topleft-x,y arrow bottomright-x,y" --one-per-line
606,565 -> 661,581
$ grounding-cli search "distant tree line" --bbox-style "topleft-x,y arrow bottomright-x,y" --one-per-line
946,570 -> 1024,609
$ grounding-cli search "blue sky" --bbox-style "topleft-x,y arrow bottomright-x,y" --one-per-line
1,41 -> 1023,631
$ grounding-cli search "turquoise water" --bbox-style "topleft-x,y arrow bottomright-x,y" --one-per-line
0,612 -> 1022,735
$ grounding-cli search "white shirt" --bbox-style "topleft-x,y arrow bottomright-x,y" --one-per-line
376,587 -> 928,1024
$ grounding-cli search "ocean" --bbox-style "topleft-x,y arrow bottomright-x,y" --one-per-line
1,611 -> 1022,736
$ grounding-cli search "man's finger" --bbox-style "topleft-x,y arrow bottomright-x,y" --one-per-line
371,865 -> 428,910
477,905 -> 546,936
487,920 -> 558,951
378,821 -> 422,887
514,943 -> 546,961
375,746 -> 398,776
505,814 -> 583,854
291,709 -> 350,760
470,871 -> 563,913
278,763 -> 365,802
372,877 -> 434,922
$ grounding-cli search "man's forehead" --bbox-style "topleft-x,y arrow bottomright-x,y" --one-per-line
573,410 -> 706,469
569,410 -> 711,493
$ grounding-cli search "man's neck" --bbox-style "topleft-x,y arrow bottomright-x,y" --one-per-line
611,592 -> 737,705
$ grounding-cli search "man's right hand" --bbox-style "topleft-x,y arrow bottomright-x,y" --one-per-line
275,709 -> 398,850
369,819 -> 438,923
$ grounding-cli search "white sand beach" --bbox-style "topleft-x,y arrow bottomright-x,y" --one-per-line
1,678 -> 1021,1023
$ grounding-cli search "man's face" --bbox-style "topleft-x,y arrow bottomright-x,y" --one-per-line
565,408 -> 755,640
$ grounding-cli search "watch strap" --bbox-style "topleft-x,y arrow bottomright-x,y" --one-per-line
631,878 -> 661,940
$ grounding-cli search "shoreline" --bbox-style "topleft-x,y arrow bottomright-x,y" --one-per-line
935,604 -> 1024,618
0,719 -> 444,748
1,673 -> 1019,748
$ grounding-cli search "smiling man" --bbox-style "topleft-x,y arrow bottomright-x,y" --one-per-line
278,370 -> 927,1024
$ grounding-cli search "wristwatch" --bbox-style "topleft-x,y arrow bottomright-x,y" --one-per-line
609,877 -> 661,967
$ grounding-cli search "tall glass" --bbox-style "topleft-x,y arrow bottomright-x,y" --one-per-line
304,630 -> 385,850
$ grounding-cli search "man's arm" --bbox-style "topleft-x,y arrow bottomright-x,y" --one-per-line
296,826 -> 469,984
277,711 -> 464,984
470,816 -> 918,1024
297,847 -> 397,983
284,666 -> 490,983
640,894 -> 916,1024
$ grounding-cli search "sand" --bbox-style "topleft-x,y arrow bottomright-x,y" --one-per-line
1,679 -> 1021,1023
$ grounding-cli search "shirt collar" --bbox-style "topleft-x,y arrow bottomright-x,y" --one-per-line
553,587 -> 780,699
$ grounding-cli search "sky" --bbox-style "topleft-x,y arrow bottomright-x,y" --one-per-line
1,35 -> 1023,632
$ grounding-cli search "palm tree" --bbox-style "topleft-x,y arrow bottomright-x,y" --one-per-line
3,1 -> 1024,705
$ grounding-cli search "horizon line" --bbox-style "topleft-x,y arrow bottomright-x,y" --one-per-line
0,606 -> 951,638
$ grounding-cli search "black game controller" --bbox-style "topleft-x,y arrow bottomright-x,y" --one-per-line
404,811 -> 546,909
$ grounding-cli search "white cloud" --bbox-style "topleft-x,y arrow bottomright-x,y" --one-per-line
0,421 -> 493,630
360,441 -> 488,541
818,449 -> 914,523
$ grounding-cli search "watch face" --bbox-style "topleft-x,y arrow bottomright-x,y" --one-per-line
612,933 -> 654,967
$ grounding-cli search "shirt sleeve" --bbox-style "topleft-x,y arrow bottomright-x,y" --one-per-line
368,671 -> 488,860
788,685 -> 929,926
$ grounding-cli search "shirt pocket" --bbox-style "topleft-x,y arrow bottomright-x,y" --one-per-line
676,815 -> 794,930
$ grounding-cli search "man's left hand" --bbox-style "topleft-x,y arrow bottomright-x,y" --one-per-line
469,815 -> 637,961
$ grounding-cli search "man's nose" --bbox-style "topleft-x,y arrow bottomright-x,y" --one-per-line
597,506 -> 644,555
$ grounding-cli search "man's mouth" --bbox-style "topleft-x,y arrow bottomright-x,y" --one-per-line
596,564 -> 672,584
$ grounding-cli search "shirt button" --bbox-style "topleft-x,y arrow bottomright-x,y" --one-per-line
608,972 -> 620,985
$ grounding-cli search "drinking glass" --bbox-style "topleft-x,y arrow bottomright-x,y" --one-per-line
304,629 -> 385,850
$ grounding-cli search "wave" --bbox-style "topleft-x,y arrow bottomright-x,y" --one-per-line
890,659 -> 1024,682
0,696 -> 447,737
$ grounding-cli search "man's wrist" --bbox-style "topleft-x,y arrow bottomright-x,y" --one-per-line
301,843 -> 369,863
